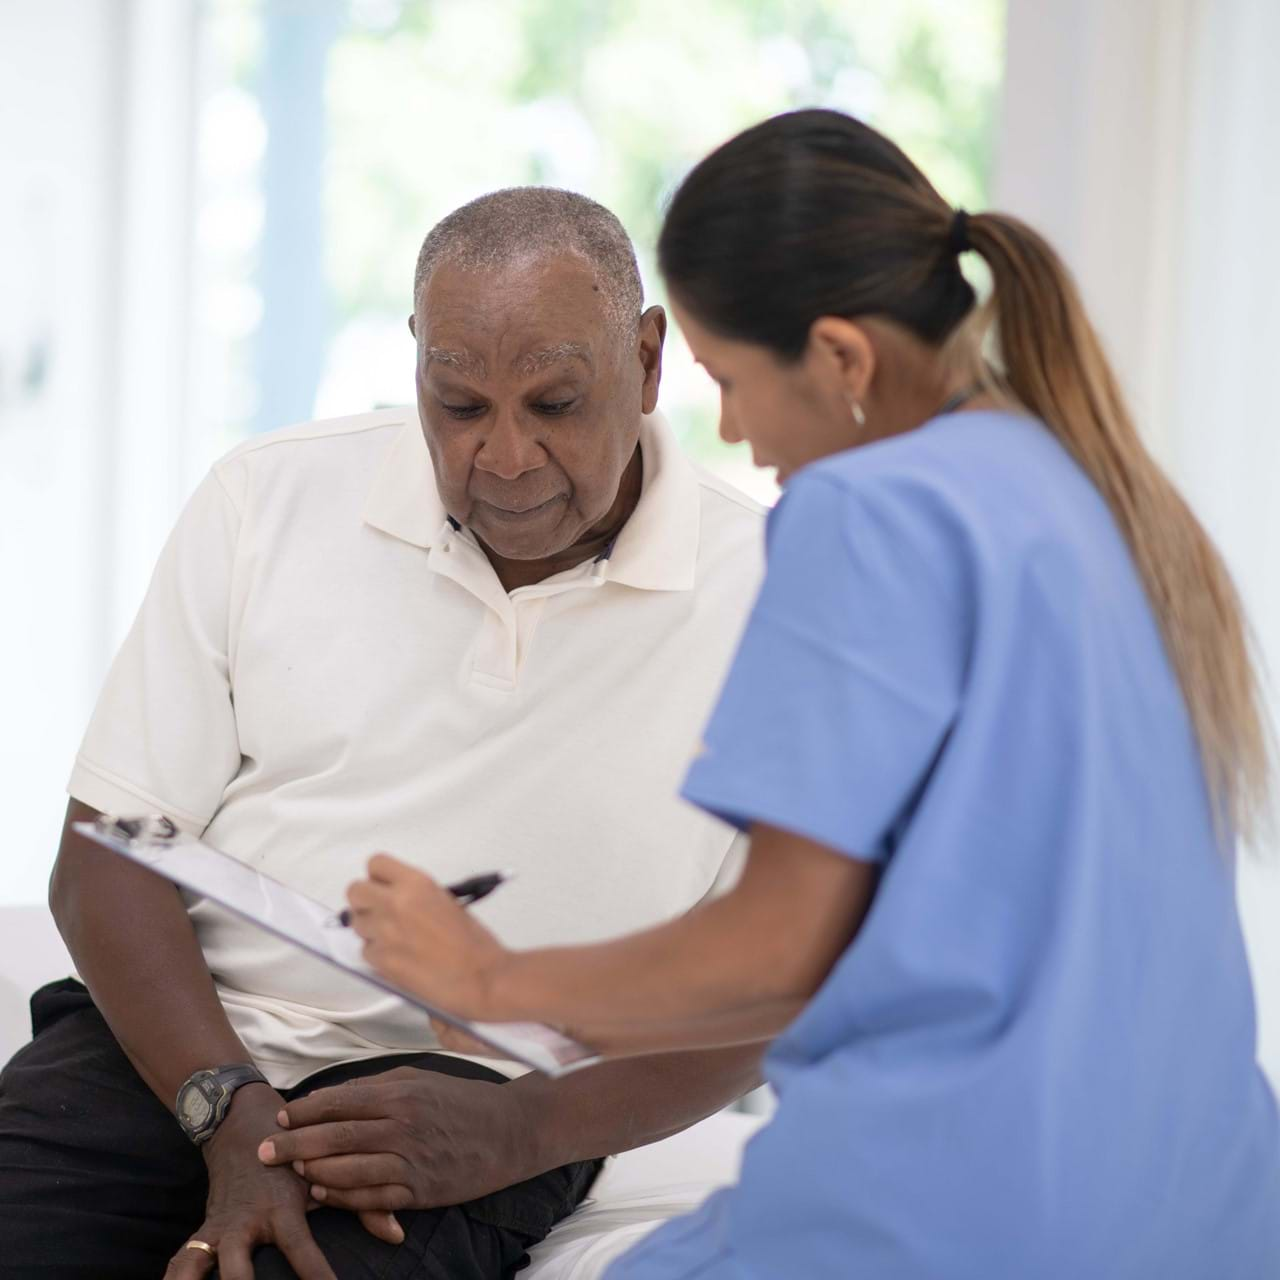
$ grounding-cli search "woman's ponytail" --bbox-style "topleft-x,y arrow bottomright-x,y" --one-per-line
966,211 -> 1270,842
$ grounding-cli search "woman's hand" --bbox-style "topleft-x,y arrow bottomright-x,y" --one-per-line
429,1018 -> 500,1057
346,854 -> 510,1019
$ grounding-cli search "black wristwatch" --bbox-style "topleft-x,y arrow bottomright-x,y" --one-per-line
175,1063 -> 269,1145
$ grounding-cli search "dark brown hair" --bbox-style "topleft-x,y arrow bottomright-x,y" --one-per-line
659,109 -> 1269,841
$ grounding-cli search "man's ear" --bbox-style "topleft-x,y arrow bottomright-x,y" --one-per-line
407,313 -> 417,338
637,305 -> 667,415
807,316 -> 875,403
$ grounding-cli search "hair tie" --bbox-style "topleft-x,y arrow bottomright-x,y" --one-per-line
948,209 -> 971,256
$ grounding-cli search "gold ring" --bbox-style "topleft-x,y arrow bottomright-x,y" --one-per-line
184,1240 -> 216,1257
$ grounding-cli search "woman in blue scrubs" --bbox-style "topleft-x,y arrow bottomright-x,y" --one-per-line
346,110 -> 1280,1277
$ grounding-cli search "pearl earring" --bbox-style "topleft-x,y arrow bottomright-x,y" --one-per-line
848,398 -> 866,427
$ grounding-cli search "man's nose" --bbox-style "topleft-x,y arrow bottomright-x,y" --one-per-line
474,411 -> 547,480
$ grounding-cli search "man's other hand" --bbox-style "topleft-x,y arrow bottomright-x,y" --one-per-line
163,1084 -> 347,1280
258,1066 -> 538,1213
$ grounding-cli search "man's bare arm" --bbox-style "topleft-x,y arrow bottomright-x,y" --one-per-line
49,799 -> 253,1102
48,798 -> 358,1275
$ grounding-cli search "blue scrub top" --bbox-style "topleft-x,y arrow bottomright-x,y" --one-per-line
609,411 -> 1280,1279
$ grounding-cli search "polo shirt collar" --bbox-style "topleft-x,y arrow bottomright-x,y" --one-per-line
362,408 -> 701,592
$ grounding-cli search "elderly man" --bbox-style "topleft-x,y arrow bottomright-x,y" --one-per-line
0,188 -> 764,1279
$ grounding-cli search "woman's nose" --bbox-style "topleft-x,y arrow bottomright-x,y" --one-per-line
718,399 -> 744,446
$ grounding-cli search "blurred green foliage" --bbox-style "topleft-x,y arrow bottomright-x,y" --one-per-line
212,0 -> 1004,471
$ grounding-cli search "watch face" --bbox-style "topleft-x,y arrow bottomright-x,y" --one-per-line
179,1085 -> 214,1129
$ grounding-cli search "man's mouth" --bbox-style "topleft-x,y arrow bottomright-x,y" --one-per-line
476,495 -> 565,520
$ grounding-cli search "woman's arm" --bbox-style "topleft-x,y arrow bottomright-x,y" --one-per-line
347,823 -> 878,1058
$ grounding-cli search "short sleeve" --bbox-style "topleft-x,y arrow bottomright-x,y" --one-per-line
68,468 -> 245,834
681,468 -> 973,863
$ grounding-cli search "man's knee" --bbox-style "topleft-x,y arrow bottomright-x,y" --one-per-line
218,1204 -> 532,1280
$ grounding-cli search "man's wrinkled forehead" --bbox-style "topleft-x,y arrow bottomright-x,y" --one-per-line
415,254 -> 619,378
422,341 -> 595,381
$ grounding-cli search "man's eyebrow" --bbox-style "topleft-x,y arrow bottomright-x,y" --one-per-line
513,343 -> 594,376
424,347 -> 486,378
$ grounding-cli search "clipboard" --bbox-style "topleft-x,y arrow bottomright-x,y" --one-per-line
73,815 -> 600,1078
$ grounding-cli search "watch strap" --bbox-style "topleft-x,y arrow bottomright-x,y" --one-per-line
210,1063 -> 269,1093
177,1062 -> 269,1145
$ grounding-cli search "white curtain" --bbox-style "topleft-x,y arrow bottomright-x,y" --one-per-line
0,0 -> 198,904
997,0 -> 1280,1081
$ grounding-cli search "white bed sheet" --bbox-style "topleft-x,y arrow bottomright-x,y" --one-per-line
524,1109 -> 765,1280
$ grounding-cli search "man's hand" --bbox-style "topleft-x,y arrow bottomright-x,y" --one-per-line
163,1085 -> 345,1280
258,1066 -> 538,1213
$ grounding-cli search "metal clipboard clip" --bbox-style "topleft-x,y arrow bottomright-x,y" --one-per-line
95,813 -> 179,845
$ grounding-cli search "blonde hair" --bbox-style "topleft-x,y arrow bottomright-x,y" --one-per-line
960,212 -> 1271,843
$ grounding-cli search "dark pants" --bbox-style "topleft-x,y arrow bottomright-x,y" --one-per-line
0,981 -> 599,1279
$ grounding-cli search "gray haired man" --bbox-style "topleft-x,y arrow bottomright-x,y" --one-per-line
0,189 -> 765,1279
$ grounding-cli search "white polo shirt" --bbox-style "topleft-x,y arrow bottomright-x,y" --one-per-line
68,407 -> 764,1086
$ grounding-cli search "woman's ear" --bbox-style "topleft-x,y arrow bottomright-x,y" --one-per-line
806,316 -> 876,403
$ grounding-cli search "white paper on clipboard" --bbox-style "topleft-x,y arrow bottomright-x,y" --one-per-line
72,816 -> 599,1078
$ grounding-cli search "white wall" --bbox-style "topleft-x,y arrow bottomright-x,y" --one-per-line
997,0 -> 1280,1082
995,0 -> 1197,449
0,6 -> 125,905
1164,0 -> 1280,1087
0,3 -> 199,907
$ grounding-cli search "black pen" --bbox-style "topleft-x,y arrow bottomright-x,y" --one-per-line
336,870 -> 513,927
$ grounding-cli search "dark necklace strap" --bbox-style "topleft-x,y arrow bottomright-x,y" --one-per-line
937,385 -> 981,417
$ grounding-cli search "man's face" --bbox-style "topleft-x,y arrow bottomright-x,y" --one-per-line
412,254 -> 662,562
